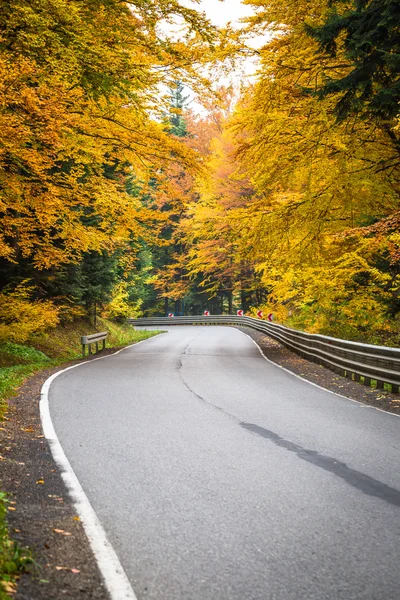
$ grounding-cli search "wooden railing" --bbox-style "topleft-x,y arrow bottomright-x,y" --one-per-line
81,331 -> 108,357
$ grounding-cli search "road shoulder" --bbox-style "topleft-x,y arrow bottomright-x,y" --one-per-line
1,352 -> 122,600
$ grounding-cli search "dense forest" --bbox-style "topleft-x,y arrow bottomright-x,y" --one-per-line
1,0 -> 399,344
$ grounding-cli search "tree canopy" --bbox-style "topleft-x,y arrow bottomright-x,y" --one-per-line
1,0 -> 399,345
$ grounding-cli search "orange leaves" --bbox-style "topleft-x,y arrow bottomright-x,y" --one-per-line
0,0 -> 219,272
53,529 -> 72,537
0,285 -> 59,343
55,566 -> 80,573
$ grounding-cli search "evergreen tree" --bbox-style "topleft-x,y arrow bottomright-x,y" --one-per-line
305,0 -> 400,124
167,81 -> 190,137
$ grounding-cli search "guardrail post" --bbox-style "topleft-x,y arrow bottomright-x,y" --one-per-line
88,343 -> 92,356
103,338 -> 106,350
82,344 -> 85,358
96,341 -> 99,353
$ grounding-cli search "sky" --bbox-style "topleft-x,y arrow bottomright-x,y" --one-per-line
197,0 -> 264,85
171,1 -> 263,111
197,0 -> 254,27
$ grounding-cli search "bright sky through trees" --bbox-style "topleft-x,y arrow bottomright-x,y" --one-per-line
197,0 -> 253,26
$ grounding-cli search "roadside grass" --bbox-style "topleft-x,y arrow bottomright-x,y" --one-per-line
0,319 -> 160,595
0,318 -> 159,419
0,493 -> 32,599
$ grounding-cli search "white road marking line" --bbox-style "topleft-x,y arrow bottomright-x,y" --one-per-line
40,335 -> 165,600
237,329 -> 400,419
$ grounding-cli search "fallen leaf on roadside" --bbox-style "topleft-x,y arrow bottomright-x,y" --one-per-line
53,529 -> 72,536
8,507 -> 16,511
36,435 -> 45,439
36,479 -> 45,484
73,516 -> 80,521
21,427 -> 34,432
1,581 -> 17,594
55,566 -> 80,573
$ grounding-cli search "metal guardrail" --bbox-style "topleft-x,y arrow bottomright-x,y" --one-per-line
81,331 -> 108,357
128,315 -> 400,393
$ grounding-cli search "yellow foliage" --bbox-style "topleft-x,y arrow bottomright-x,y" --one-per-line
103,282 -> 142,320
0,284 -> 59,343
171,0 -> 400,339
0,0 -> 221,270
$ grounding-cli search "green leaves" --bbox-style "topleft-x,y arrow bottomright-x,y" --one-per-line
305,0 -> 400,122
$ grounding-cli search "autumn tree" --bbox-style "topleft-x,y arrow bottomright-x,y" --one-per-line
0,0 -> 222,333
224,0 -> 400,337
167,0 -> 399,337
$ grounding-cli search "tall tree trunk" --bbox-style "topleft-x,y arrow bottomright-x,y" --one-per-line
241,289 -> 246,312
228,290 -> 233,314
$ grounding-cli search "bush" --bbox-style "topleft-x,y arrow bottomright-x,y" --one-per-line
0,284 -> 59,344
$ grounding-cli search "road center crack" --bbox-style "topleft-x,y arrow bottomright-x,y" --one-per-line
241,422 -> 400,508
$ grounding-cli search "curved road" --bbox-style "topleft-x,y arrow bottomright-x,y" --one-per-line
49,326 -> 400,600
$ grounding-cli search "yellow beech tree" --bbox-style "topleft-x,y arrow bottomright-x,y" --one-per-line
170,0 -> 399,340
212,0 -> 400,340
0,0 -> 220,270
0,0 -> 225,335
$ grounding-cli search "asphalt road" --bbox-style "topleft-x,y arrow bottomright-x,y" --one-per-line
49,326 -> 400,600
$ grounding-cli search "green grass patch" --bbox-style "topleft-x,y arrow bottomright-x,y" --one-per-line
0,492 -> 32,599
99,318 -> 158,349
0,319 -> 160,419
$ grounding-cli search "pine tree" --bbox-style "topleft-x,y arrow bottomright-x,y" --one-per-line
167,81 -> 191,138
305,0 -> 400,125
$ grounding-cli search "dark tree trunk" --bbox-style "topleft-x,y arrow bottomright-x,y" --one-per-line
228,291 -> 233,314
241,289 -> 246,312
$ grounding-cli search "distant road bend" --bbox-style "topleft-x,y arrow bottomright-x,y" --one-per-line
49,326 -> 400,600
